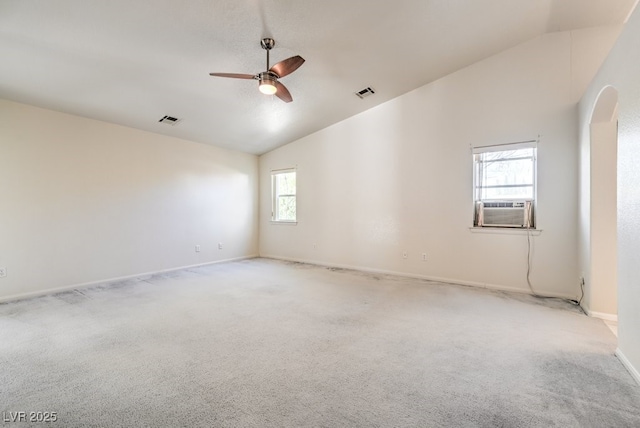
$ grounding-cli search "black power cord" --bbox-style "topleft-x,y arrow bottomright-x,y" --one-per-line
524,205 -> 583,308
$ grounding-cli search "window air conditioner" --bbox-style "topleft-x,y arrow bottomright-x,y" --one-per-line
477,200 -> 533,228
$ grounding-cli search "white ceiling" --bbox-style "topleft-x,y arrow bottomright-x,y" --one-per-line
0,0 -> 636,155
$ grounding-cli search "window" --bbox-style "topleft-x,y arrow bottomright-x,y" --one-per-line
271,169 -> 296,222
473,142 -> 536,228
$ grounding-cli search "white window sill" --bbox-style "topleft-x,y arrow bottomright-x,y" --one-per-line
271,221 -> 298,226
469,227 -> 542,236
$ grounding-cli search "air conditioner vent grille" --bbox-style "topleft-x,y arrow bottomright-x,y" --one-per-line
477,200 -> 533,228
355,87 -> 376,99
158,115 -> 182,126
483,201 -> 525,208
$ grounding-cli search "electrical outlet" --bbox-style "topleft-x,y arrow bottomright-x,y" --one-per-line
218,243 -> 223,250
195,245 -> 201,252
422,253 -> 427,261
402,251 -> 408,259
0,267 -> 6,278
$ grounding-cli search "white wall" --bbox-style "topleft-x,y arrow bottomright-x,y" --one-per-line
259,28 -> 621,298
579,6 -> 640,382
0,99 -> 259,300
589,121 -> 618,316
579,85 -> 619,319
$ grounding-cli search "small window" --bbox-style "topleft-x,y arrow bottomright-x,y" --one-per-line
271,169 -> 297,222
473,142 -> 536,228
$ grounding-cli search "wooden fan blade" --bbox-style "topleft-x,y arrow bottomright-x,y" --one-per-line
209,73 -> 255,79
269,55 -> 305,78
275,81 -> 293,103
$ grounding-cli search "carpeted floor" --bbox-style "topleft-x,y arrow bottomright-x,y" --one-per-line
1,258 -> 639,427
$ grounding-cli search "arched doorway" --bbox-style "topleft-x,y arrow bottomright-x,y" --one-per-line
587,86 -> 619,323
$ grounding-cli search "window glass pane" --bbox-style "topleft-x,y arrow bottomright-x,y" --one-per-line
276,172 -> 296,195
277,196 -> 296,221
481,148 -> 533,160
481,186 -> 534,200
272,170 -> 296,222
480,158 -> 533,187
476,147 -> 535,201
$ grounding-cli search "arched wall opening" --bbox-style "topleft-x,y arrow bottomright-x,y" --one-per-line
586,85 -> 619,319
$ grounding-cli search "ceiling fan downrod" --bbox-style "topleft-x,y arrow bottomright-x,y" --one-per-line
261,38 -> 275,70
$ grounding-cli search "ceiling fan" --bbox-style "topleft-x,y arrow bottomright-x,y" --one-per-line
209,38 -> 305,103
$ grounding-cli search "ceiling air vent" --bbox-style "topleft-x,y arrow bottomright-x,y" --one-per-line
158,115 -> 182,126
355,87 -> 375,99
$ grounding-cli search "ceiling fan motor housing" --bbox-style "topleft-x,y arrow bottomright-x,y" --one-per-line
258,72 -> 278,95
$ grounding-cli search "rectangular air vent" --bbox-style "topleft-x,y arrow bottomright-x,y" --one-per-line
355,87 -> 375,99
158,115 -> 182,126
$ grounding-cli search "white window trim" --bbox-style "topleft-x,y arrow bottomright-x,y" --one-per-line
270,220 -> 298,225
472,140 -> 537,154
469,227 -> 542,236
271,168 -> 297,224
472,140 -> 538,229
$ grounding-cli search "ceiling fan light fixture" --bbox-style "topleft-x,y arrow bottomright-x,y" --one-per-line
209,38 -> 303,103
259,77 -> 277,95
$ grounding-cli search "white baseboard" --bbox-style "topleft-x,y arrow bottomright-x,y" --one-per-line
0,255 -> 258,304
259,254 -> 576,300
616,348 -> 640,386
582,306 -> 618,322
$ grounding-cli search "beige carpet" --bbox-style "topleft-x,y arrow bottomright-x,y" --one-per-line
1,258 -> 639,427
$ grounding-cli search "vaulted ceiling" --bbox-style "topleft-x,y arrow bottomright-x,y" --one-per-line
0,0 -> 636,154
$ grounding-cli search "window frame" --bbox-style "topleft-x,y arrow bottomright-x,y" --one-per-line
472,141 -> 537,228
271,168 -> 297,224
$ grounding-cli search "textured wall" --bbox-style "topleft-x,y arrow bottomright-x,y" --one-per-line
259,32 -> 594,297
0,100 -> 259,300
589,120 -> 618,316
579,4 -> 640,382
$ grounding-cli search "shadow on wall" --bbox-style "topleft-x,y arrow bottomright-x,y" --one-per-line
316,105 -> 404,267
